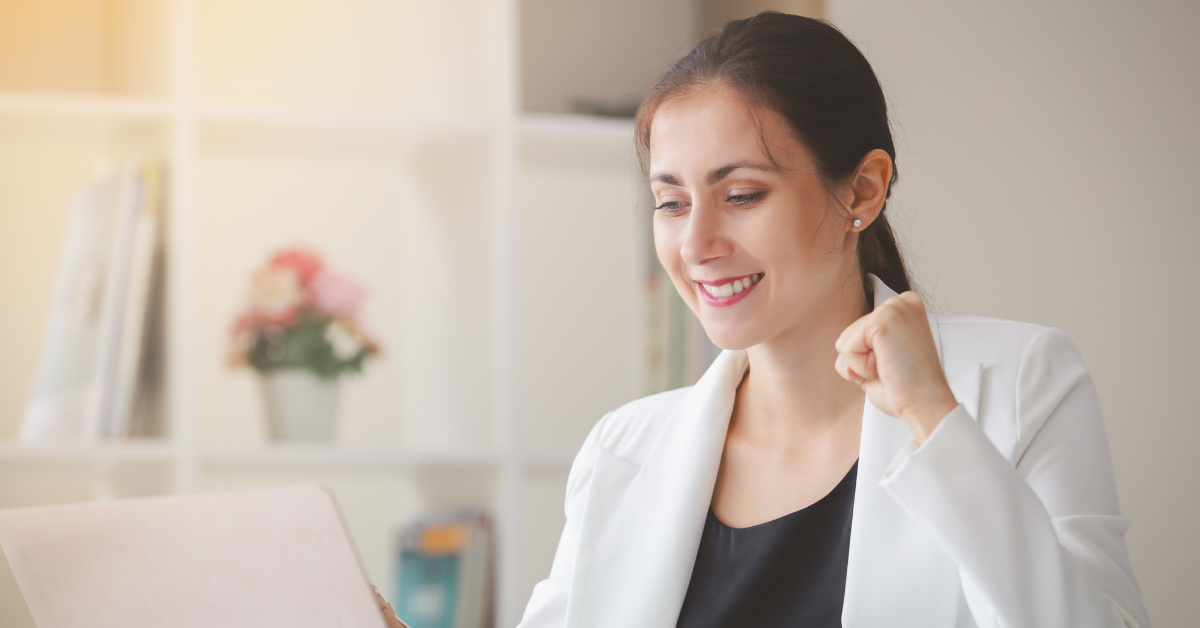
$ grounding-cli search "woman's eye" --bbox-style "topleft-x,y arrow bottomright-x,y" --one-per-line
727,192 -> 765,207
654,200 -> 689,214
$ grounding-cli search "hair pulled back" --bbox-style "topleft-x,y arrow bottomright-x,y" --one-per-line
635,11 -> 912,294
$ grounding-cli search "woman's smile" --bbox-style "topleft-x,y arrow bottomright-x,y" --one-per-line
695,272 -> 764,307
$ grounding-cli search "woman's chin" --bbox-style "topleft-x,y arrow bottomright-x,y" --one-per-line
699,322 -> 765,352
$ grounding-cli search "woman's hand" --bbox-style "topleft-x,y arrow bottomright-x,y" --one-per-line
372,585 -> 408,628
834,291 -> 958,444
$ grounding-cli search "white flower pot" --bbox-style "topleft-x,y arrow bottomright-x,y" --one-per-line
260,369 -> 340,442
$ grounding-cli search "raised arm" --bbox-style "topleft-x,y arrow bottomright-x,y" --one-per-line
880,327 -> 1149,627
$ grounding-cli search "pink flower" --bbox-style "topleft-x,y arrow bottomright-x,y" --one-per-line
270,249 -> 324,285
311,271 -> 365,319
248,266 -> 304,324
230,312 -> 259,334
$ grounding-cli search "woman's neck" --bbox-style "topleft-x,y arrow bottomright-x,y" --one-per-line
737,281 -> 871,439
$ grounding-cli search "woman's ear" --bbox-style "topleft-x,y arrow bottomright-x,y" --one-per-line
845,149 -> 893,231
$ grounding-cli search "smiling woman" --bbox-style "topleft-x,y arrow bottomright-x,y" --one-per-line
517,12 -> 1149,628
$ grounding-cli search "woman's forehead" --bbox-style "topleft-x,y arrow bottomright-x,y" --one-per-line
648,89 -> 806,176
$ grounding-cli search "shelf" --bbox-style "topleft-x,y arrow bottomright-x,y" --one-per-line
0,92 -> 172,120
0,91 -> 170,150
199,103 -> 496,135
0,93 -> 643,145
199,444 -> 503,468
197,109 -> 635,144
195,105 -> 496,157
0,440 -> 177,464
0,441 -> 580,469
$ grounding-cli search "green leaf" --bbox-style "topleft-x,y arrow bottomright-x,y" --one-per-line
247,308 -> 374,380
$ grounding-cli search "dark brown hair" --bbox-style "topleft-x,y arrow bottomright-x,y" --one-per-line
634,11 -> 912,294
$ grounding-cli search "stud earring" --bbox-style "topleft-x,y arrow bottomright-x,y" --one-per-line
853,218 -> 862,227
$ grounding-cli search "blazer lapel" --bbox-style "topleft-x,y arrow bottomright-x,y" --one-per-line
842,275 -> 983,627
567,350 -> 748,628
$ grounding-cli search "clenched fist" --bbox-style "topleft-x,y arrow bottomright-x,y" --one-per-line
834,291 -> 958,444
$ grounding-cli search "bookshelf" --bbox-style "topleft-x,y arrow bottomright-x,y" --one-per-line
0,0 -> 707,624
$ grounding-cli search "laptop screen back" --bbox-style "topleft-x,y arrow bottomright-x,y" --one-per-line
0,485 -> 386,628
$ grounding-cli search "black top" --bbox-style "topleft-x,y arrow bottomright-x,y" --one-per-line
675,460 -> 858,628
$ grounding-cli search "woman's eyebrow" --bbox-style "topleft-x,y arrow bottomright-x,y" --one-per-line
707,162 -> 776,184
651,162 -> 775,187
650,172 -> 682,185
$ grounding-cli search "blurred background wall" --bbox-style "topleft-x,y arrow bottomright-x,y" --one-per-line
0,0 -> 1195,626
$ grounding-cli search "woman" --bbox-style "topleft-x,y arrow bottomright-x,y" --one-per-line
517,12 -> 1148,628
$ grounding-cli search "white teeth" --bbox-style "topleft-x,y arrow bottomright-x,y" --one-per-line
699,274 -> 763,299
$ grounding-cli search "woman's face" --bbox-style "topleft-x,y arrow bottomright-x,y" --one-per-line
649,84 -> 860,350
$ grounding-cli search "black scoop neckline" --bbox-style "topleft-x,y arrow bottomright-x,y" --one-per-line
710,459 -> 859,531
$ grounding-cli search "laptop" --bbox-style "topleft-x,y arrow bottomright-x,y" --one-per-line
0,485 -> 387,628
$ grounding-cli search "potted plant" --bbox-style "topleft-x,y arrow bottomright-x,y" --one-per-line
229,249 -> 379,441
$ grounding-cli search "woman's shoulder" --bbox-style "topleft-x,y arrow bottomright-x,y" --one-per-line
930,312 -> 1088,375
586,387 -> 694,467
562,387 -> 694,499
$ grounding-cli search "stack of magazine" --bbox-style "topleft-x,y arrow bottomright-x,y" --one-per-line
393,511 -> 493,628
19,160 -> 166,443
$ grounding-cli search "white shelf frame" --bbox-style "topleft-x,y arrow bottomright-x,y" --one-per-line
0,0 -> 639,623
0,91 -> 630,140
0,442 -> 579,468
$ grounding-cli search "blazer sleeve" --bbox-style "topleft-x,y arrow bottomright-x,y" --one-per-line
516,412 -> 610,628
879,327 -> 1150,628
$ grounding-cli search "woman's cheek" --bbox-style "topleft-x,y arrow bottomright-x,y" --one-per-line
653,220 -> 684,275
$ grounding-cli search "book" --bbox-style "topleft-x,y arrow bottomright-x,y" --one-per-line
19,160 -> 166,443
80,161 -> 144,440
108,160 -> 165,439
393,511 -> 493,628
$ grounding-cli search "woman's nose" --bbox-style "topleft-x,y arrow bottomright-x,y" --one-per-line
679,199 -> 732,266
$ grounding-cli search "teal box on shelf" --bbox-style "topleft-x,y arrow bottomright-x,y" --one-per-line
394,511 -> 493,628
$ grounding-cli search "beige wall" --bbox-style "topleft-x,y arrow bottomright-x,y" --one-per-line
520,0 -> 698,114
0,0 -> 168,95
826,0 -> 1200,624
519,0 -> 822,114
697,0 -> 822,36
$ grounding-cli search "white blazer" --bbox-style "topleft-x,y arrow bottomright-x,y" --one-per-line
517,273 -> 1150,628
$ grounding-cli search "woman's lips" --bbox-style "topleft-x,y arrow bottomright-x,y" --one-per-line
695,273 -> 764,307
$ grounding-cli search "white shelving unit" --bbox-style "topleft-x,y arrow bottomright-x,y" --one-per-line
0,0 -> 652,625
